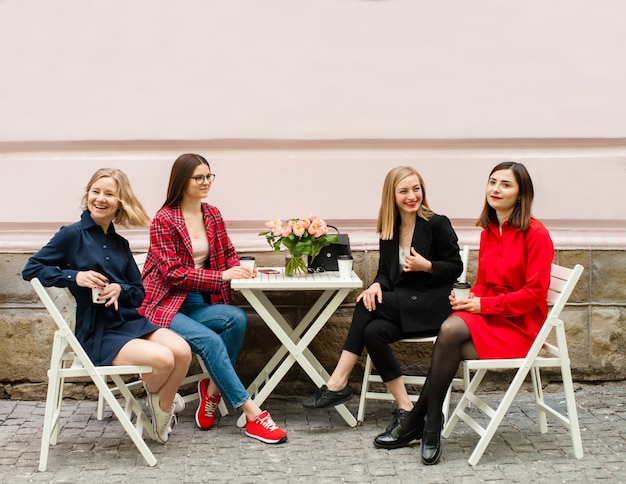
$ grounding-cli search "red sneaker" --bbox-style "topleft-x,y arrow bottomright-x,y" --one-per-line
195,378 -> 220,430
245,411 -> 288,444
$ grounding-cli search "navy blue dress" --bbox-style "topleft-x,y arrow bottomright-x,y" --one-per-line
23,211 -> 160,365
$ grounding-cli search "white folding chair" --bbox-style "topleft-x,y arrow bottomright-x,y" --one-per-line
97,253 -> 229,418
31,278 -> 157,472
442,263 -> 585,466
357,245 -> 470,424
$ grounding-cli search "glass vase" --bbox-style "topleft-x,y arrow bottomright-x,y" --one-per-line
285,254 -> 308,277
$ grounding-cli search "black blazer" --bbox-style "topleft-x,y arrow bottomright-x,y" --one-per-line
374,214 -> 462,334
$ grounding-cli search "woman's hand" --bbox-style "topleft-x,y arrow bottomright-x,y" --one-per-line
76,270 -> 109,289
222,266 -> 255,281
450,291 -> 481,314
100,283 -> 121,310
403,247 -> 432,273
76,271 -> 120,310
356,282 -> 383,311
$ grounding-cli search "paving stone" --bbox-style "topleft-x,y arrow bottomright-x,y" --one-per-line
1,382 -> 626,482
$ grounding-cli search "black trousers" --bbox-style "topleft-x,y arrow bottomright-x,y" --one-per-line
343,292 -> 436,382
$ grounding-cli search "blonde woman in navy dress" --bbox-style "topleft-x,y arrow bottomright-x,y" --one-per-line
23,168 -> 191,445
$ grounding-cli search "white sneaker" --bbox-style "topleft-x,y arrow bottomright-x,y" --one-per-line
144,381 -> 184,414
147,393 -> 175,444
173,393 -> 185,414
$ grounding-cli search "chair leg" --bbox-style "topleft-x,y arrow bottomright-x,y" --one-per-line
39,376 -> 57,472
97,375 -> 107,421
39,333 -> 64,472
467,367 -> 532,466
442,384 -> 452,424
96,375 -> 157,467
357,354 -> 374,424
555,325 -> 584,459
530,367 -> 548,433
442,368 -> 488,439
561,365 -> 584,459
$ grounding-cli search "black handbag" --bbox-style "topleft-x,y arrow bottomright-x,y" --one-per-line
308,225 -> 352,271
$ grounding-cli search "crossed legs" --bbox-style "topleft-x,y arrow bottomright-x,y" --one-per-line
397,316 -> 477,451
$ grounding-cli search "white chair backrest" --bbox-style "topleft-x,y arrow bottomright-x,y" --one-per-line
458,245 -> 469,283
546,263 -> 584,320
134,253 -> 147,272
31,278 -> 76,333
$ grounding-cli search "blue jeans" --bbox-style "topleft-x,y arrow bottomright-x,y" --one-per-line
169,292 -> 250,409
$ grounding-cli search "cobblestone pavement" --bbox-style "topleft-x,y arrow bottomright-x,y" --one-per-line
1,381 -> 625,483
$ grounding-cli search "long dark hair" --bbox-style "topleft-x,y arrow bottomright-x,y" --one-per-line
477,161 -> 534,230
162,153 -> 211,208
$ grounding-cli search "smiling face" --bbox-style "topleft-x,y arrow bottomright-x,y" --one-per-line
394,173 -> 423,217
486,168 -> 520,221
183,163 -> 212,202
87,176 -> 119,231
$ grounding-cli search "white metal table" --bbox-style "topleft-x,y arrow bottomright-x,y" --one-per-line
231,268 -> 362,427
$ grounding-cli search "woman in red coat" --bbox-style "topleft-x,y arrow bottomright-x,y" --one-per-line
374,162 -> 554,466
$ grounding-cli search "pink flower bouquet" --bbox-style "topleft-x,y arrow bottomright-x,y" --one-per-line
260,214 -> 338,276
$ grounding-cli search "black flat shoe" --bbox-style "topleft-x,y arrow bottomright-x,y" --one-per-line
385,408 -> 408,432
421,430 -> 441,465
374,420 -> 422,450
302,384 -> 353,409
421,418 -> 443,465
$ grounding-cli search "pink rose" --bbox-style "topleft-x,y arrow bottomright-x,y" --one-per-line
308,221 -> 324,238
292,223 -> 305,237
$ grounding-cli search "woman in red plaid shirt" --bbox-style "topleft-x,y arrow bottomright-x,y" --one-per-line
140,154 -> 287,445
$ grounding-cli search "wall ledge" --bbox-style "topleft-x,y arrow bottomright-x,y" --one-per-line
3,219 -> 626,253
2,137 -> 626,151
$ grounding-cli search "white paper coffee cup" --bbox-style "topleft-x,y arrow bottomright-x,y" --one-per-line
239,255 -> 256,271
453,282 -> 471,300
239,256 -> 256,270
92,284 -> 108,304
337,255 -> 353,279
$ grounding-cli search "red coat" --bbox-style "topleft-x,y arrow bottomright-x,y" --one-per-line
456,218 -> 554,359
139,203 -> 239,328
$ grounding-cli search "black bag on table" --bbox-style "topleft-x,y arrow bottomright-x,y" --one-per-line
308,225 -> 352,272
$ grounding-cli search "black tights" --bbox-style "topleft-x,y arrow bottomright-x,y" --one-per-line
400,315 -> 478,434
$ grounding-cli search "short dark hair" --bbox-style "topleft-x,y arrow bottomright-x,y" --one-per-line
477,161 -> 534,230
162,154 -> 211,208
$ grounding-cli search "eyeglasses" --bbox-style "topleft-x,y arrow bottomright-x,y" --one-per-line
307,267 -> 326,274
190,173 -> 216,184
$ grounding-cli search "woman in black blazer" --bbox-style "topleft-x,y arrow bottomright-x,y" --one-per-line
303,166 -> 462,430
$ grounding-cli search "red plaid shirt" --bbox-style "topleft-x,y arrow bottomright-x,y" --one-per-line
139,203 -> 239,328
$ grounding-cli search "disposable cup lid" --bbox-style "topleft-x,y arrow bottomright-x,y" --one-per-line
453,282 -> 471,289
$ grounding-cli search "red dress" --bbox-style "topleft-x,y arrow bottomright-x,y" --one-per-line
456,218 -> 554,359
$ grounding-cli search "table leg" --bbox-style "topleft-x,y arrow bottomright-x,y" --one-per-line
236,288 -> 357,428
242,289 -> 334,399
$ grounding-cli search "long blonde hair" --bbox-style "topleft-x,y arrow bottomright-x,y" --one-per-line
81,168 -> 151,227
376,166 -> 434,240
